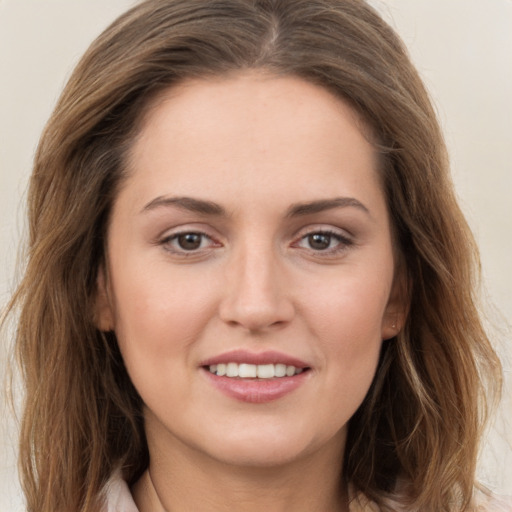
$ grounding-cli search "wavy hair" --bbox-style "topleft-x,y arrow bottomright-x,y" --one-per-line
5,0 -> 501,510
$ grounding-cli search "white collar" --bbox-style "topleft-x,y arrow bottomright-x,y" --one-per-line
103,470 -> 139,512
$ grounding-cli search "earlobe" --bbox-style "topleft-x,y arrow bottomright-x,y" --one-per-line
381,313 -> 404,341
381,268 -> 410,341
94,265 -> 115,332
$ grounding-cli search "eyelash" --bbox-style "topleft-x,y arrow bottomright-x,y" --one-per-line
160,231 -> 219,255
293,229 -> 353,256
158,228 -> 354,257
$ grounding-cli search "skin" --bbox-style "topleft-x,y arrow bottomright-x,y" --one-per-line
97,72 -> 405,512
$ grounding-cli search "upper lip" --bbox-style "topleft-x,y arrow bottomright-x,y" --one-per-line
200,349 -> 310,369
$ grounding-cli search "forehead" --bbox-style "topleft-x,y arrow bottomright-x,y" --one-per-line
135,71 -> 374,156
121,72 -> 384,214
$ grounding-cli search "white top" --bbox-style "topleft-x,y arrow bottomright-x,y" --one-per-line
103,475 -> 139,512
102,473 -> 512,512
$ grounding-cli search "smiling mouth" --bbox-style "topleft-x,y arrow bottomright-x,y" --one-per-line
206,363 -> 308,379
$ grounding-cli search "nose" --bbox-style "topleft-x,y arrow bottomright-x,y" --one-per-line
218,241 -> 295,332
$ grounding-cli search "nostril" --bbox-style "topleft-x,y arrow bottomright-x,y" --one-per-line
218,266 -> 295,331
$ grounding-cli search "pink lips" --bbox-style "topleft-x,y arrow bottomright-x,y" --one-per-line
200,349 -> 309,368
200,350 -> 311,404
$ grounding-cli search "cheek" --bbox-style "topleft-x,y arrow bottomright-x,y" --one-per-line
305,268 -> 391,344
110,262 -> 218,358
110,267 -> 220,409
302,266 -> 391,391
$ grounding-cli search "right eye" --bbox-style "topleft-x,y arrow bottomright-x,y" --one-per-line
161,231 -> 218,254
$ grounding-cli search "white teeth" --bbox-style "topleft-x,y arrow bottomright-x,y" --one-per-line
275,364 -> 287,377
208,363 -> 305,378
226,362 -> 238,377
238,364 -> 257,378
257,364 -> 274,379
286,365 -> 296,377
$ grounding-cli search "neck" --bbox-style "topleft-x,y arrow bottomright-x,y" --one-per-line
132,428 -> 348,512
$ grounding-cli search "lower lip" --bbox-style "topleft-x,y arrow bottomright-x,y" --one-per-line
202,368 -> 310,403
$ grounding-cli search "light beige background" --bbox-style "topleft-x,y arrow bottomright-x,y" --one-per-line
1,1 -> 511,510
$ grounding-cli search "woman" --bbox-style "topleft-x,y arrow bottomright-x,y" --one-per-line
5,0 -> 509,510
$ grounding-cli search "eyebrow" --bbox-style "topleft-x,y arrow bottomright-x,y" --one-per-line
141,196 -> 226,216
141,195 -> 369,218
285,197 -> 370,217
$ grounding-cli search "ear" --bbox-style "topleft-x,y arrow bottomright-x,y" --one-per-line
381,266 -> 409,341
94,264 -> 115,332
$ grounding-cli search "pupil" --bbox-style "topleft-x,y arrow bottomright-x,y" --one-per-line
178,233 -> 202,250
309,233 -> 330,250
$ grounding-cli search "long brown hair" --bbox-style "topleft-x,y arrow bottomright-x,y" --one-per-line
5,0 -> 501,510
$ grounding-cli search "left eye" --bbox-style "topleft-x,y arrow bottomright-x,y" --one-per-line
163,232 -> 213,252
296,231 -> 350,252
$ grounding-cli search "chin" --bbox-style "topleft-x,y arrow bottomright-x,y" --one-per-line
197,421 -> 346,470
207,442 -> 311,469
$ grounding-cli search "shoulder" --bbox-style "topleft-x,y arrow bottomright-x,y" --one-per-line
348,485 -> 512,512
101,470 -> 140,512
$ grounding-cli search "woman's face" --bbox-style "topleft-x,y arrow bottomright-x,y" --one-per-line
97,73 -> 403,469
